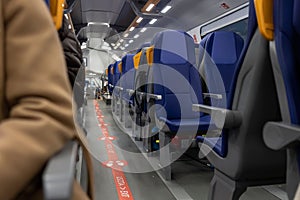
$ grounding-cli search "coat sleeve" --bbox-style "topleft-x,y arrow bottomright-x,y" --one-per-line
0,0 -> 76,198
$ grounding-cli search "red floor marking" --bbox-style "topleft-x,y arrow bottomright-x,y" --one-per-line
95,102 -> 134,200
98,136 -> 116,141
102,160 -> 128,168
112,168 -> 134,200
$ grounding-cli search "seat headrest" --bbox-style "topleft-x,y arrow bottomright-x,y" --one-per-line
45,0 -> 64,30
133,51 -> 142,69
208,31 -> 244,65
118,62 -> 122,73
152,30 -> 193,65
254,0 -> 274,40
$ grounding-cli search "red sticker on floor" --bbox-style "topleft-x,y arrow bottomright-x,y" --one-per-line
98,136 -> 116,141
95,102 -> 134,200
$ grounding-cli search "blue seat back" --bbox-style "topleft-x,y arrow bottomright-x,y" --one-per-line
197,1 -> 258,158
107,64 -> 113,94
274,0 -> 300,125
197,31 -> 243,157
202,31 -> 244,106
113,61 -> 121,87
228,1 -> 258,109
272,0 -> 300,197
150,30 -> 203,120
121,54 -> 135,103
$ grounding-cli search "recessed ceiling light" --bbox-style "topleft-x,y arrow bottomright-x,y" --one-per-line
140,28 -> 147,33
134,34 -> 139,39
136,17 -> 143,23
146,3 -> 155,12
124,33 -> 129,38
120,39 -> 124,43
87,22 -> 110,27
161,5 -> 172,13
129,40 -> 134,43
129,27 -> 135,32
149,19 -> 157,25
125,44 -> 129,47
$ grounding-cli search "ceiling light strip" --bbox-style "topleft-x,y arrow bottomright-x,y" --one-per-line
161,5 -> 172,13
141,0 -> 160,12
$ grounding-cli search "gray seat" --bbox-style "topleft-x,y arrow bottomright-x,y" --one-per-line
257,0 -> 300,199
43,141 -> 78,200
192,0 -> 286,199
131,46 -> 150,141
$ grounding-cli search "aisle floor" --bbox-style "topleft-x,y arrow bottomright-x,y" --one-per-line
83,99 -> 287,200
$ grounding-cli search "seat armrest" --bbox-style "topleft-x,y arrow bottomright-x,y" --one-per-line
114,86 -> 124,91
263,122 -> 300,150
43,141 -> 78,200
146,93 -> 162,101
126,89 -> 135,96
203,93 -> 223,100
136,91 -> 146,97
192,104 -> 242,129
135,91 -> 147,101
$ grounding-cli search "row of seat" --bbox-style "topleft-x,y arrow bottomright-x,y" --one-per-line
103,0 -> 300,199
257,0 -> 300,199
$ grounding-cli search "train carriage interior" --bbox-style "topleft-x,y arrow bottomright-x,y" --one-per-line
42,0 -> 300,199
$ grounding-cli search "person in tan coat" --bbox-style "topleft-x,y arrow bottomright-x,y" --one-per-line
0,0 -> 93,199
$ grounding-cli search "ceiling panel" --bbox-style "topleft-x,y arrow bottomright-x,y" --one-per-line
153,0 -> 249,31
77,0 -> 126,25
72,0 -> 249,48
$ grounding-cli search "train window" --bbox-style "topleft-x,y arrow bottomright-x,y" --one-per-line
199,3 -> 249,40
216,18 -> 248,41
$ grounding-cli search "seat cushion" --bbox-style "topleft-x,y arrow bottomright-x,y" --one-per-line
158,115 -> 212,132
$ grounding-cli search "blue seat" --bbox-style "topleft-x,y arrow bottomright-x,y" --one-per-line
132,43 -> 151,110
192,0 -> 286,199
150,30 -> 208,133
120,54 -> 135,127
146,30 -> 211,179
201,31 -> 244,104
112,61 -> 121,95
121,54 -> 135,105
259,0 -> 300,198
196,31 -> 244,157
131,44 -> 151,140
112,61 -> 121,115
107,64 -> 113,94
